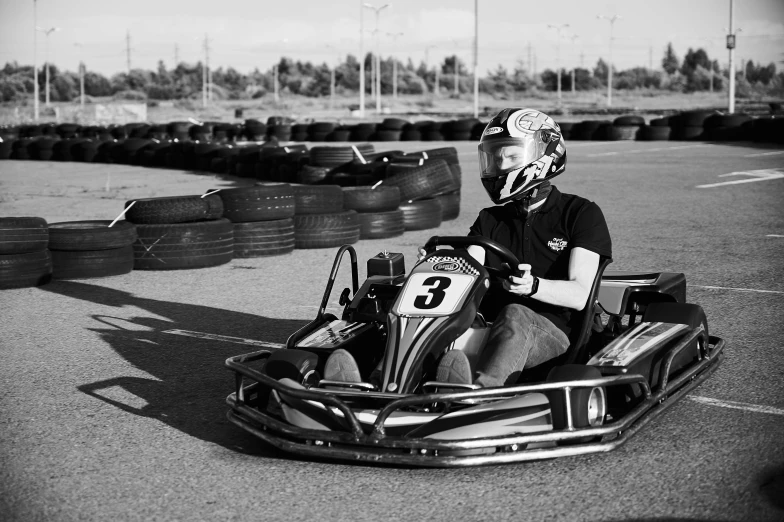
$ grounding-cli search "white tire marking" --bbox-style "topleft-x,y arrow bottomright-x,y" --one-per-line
744,150 -> 784,157
689,396 -> 784,416
163,329 -> 284,349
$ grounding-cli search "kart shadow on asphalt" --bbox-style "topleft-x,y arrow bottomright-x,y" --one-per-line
40,280 -> 308,460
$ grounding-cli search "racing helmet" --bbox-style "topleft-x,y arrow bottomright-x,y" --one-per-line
478,108 -> 567,204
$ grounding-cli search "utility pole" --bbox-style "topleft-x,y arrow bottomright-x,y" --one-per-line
364,3 -> 390,114
174,44 -> 179,67
202,33 -> 209,107
38,26 -> 59,107
386,32 -> 403,100
473,0 -> 479,118
548,24 -> 569,107
570,34 -> 578,94
79,62 -> 85,107
527,42 -> 532,76
359,1 -> 365,118
425,44 -> 437,95
727,0 -> 736,113
126,30 -> 131,72
597,14 -> 621,107
33,0 -> 39,121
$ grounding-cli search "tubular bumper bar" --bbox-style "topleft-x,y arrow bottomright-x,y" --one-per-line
225,331 -> 725,467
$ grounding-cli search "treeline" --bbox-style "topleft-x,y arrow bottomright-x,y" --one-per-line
0,44 -> 781,103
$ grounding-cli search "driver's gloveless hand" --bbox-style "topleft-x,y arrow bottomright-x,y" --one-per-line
502,263 -> 534,296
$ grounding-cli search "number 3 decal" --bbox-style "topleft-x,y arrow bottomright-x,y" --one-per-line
396,273 -> 474,316
413,276 -> 451,309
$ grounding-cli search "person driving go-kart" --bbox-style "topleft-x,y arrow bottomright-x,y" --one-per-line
433,107 -> 613,387
323,108 -> 612,388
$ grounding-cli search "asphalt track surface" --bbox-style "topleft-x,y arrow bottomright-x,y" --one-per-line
1,139 -> 783,522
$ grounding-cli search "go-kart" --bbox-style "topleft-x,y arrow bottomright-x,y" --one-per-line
225,236 -> 725,467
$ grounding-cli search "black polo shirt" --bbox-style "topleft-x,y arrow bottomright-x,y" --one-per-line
468,186 -> 612,336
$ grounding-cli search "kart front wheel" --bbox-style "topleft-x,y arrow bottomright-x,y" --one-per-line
264,349 -> 321,387
546,364 -> 606,445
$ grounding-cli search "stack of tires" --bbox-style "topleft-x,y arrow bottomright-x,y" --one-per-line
702,113 -> 753,141
124,194 -> 233,270
306,144 -> 376,186
371,119 -> 408,141
291,184 -> 360,249
605,116 -> 645,140
638,117 -> 672,141
307,122 -> 336,142
342,186 -> 404,240
48,221 -> 137,280
569,120 -> 611,141
397,147 -> 461,223
0,217 -> 52,290
669,110 -> 714,140
217,184 -> 296,258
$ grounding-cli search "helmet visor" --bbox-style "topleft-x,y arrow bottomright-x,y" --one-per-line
478,135 -> 548,179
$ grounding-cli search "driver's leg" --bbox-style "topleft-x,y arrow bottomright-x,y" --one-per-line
474,304 -> 569,387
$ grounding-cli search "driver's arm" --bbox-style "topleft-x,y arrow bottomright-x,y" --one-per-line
505,247 -> 599,311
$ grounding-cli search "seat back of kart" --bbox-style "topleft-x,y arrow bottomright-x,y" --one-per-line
564,256 -> 613,364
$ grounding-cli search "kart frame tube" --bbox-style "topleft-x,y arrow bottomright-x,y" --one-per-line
225,332 -> 725,466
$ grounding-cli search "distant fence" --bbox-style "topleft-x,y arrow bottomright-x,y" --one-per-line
0,103 -> 147,125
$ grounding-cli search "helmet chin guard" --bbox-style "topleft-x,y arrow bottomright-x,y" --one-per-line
478,108 -> 567,205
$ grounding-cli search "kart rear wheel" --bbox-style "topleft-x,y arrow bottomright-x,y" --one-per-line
546,364 -> 606,445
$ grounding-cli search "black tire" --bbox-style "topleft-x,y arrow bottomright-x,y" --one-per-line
607,125 -> 640,141
400,130 -> 422,141
133,219 -> 234,270
399,199 -> 442,231
0,217 -> 49,254
0,139 -> 14,160
546,364 -> 606,444
292,184 -> 344,215
218,184 -> 295,222
357,209 -> 405,239
294,211 -> 360,249
233,218 -> 295,257
309,145 -> 374,168
125,195 -> 215,224
341,186 -> 400,212
671,126 -> 704,140
637,125 -> 671,141
0,250 -> 52,289
434,192 -> 460,221
297,165 -> 331,184
385,159 -> 456,201
649,117 -> 670,127
613,115 -> 645,126
51,245 -> 134,279
677,110 -> 715,128
48,220 -> 137,251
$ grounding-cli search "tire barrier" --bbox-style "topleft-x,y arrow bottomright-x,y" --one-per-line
0,217 -> 49,255
0,217 -> 52,289
233,218 -> 295,258
294,211 -> 360,249
399,199 -> 443,231
217,184 -> 295,222
132,219 -> 234,270
0,249 -> 52,289
47,220 -> 137,280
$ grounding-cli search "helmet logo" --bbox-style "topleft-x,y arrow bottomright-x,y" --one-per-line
514,110 -> 552,133
484,126 -> 503,135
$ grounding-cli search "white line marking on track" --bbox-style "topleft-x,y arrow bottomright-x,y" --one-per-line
767,234 -> 784,238
691,285 -> 784,295
163,329 -> 285,349
697,168 -> 784,188
744,150 -> 784,158
689,396 -> 784,416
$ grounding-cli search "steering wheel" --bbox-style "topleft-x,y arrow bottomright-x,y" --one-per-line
423,235 -> 524,279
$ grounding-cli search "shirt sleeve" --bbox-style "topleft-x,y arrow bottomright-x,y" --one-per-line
570,202 -> 613,258
468,210 -> 488,237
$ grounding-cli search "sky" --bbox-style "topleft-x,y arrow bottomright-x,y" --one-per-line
0,0 -> 782,77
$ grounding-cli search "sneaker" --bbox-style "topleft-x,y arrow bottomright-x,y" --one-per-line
323,349 -> 362,383
436,350 -> 473,385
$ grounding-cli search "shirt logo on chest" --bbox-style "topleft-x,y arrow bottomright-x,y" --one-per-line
547,237 -> 568,252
